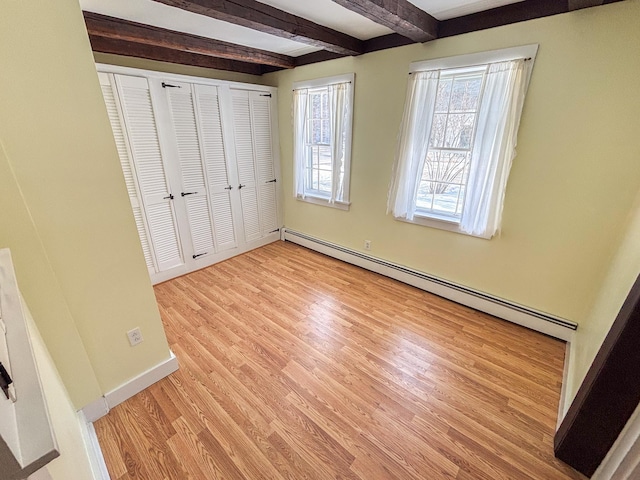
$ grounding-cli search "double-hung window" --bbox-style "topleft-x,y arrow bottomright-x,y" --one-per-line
293,74 -> 354,209
388,45 -> 537,238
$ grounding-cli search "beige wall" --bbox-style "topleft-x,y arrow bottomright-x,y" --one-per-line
266,1 -> 640,325
0,143 -> 101,407
566,189 -> 640,407
0,0 -> 171,407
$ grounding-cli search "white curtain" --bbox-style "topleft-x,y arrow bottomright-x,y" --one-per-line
460,59 -> 528,237
387,71 -> 439,220
293,88 -> 308,198
328,82 -> 350,203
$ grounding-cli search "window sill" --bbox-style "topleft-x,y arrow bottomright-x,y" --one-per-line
397,214 -> 491,239
296,194 -> 350,211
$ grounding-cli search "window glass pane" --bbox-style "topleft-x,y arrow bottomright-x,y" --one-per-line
311,93 -> 321,119
450,76 -> 483,112
435,78 -> 452,113
444,113 -> 475,149
318,169 -> 332,193
321,92 -> 329,117
438,152 -> 467,184
430,114 -> 447,148
311,119 -> 321,144
318,145 -> 331,169
417,150 -> 470,218
416,182 -> 435,210
321,119 -> 330,144
431,184 -> 461,216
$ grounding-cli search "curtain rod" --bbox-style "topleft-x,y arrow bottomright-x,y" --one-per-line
293,80 -> 352,91
409,57 -> 531,74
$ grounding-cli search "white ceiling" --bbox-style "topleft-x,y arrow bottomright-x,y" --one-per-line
79,0 -> 525,58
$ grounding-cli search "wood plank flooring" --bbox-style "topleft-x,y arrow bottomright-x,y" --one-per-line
95,241 -> 585,479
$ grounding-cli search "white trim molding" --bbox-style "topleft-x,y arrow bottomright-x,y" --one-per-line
104,351 -> 178,410
282,229 -> 577,341
557,341 -> 573,429
81,351 -> 178,422
80,397 -> 109,424
78,411 -> 111,480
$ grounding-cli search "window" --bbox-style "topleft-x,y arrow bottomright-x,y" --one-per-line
293,74 -> 354,209
388,45 -> 538,238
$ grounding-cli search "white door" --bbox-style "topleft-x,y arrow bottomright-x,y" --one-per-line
98,72 -> 156,275
113,74 -> 184,273
230,90 -> 279,243
249,92 -> 279,236
194,84 -> 238,253
162,79 -> 217,263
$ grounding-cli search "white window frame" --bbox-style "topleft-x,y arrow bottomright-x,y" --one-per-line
394,44 -> 538,238
293,73 -> 355,210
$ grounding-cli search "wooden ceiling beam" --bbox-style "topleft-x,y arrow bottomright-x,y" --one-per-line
88,36 -> 264,75
83,11 -> 295,68
330,0 -> 438,42
568,0 -> 605,9
440,0 -> 625,38
152,0 -> 364,56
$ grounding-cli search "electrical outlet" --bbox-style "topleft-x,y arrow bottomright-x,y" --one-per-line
364,240 -> 372,251
127,327 -> 143,347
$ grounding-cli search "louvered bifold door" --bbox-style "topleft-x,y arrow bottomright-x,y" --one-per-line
231,90 -> 262,243
98,73 -> 156,275
194,84 -> 237,253
114,74 -> 184,272
164,80 -> 216,261
249,92 -> 279,235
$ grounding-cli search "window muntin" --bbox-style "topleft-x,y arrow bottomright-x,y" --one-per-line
416,68 -> 486,220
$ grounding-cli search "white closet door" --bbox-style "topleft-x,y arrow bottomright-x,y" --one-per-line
249,92 -> 279,235
114,74 -> 184,272
164,80 -> 216,260
231,90 -> 262,243
98,73 -> 156,274
194,84 -> 238,253
231,90 -> 279,242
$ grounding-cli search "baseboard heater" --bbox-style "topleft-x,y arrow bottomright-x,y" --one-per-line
282,228 -> 577,341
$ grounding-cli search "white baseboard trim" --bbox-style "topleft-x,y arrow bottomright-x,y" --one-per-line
593,401 -> 640,480
105,351 -> 179,410
557,341 -> 572,429
80,351 -> 178,421
78,411 -> 111,480
81,397 -> 109,423
282,228 -> 577,341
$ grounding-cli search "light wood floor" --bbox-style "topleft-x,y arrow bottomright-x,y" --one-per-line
95,241 -> 584,479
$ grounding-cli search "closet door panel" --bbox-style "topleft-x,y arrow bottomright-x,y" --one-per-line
99,73 -> 156,274
165,81 -> 215,259
231,90 -> 261,243
146,203 -> 183,267
250,93 -> 279,235
114,74 -> 183,272
194,85 -> 238,252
